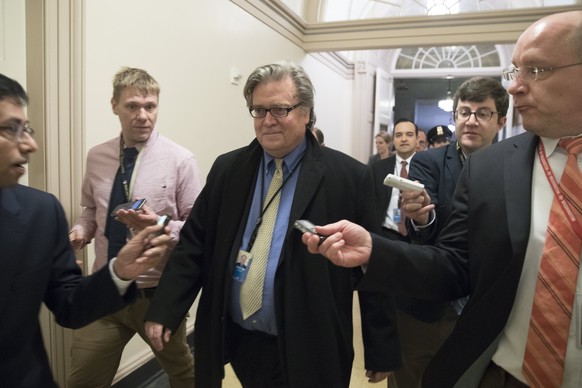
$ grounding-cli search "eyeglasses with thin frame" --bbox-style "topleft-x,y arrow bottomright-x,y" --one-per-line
0,122 -> 35,143
502,62 -> 582,82
454,108 -> 498,122
249,103 -> 302,118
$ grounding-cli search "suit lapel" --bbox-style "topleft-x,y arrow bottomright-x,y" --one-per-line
504,132 -> 537,256
222,141 -> 262,254
289,139 -> 323,227
0,188 -> 27,311
445,143 -> 463,183
0,187 -> 21,217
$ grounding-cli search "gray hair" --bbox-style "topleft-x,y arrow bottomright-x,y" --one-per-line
243,61 -> 316,130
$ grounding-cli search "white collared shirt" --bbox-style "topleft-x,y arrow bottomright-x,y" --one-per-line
492,136 -> 582,387
384,153 -> 414,230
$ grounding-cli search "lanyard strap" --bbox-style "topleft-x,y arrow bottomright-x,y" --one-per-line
246,155 -> 303,251
538,141 -> 582,239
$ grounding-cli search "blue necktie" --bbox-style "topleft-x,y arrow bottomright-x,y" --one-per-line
104,147 -> 138,260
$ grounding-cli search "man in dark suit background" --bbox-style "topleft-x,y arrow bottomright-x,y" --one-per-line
371,119 -> 421,387
371,119 -> 418,242
145,61 -> 400,387
390,77 -> 508,388
0,73 -> 170,387
302,10 -> 582,388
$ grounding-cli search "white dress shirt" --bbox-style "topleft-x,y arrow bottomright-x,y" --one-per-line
492,136 -> 582,387
384,154 -> 414,231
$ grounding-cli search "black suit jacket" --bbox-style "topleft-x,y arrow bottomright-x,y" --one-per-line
146,134 -> 400,388
408,142 -> 463,245
0,185 -> 136,387
390,143 -> 464,322
360,132 -> 538,387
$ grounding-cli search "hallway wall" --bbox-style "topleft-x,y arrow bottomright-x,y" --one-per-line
85,0 -> 356,180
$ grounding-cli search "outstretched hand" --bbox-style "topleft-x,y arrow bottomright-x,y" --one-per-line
301,219 -> 372,267
113,224 -> 170,280
115,204 -> 160,232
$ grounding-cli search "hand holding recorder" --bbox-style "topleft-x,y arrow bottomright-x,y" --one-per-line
384,174 -> 434,226
383,174 -> 424,192
294,220 -> 328,245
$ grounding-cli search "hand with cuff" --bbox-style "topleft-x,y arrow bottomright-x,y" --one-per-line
400,188 -> 434,226
112,224 -> 171,281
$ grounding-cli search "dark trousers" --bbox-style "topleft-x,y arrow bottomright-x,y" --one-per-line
393,307 -> 458,388
228,321 -> 287,388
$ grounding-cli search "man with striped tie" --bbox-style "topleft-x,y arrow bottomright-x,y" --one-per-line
302,10 -> 582,388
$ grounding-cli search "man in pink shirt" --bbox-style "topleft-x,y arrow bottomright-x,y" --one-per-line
67,67 -> 202,388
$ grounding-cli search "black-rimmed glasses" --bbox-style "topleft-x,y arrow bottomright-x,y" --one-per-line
454,108 -> 498,122
502,62 -> 582,82
249,103 -> 302,118
0,122 -> 35,143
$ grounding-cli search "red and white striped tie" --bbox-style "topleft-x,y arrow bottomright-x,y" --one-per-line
522,138 -> 582,387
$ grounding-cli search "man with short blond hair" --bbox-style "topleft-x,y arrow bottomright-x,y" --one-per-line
67,67 -> 201,387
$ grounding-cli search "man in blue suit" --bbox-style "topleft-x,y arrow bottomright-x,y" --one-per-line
0,73 -> 170,387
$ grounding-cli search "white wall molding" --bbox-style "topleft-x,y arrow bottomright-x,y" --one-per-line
309,51 -> 354,79
230,2 -> 580,51
25,0 -> 85,385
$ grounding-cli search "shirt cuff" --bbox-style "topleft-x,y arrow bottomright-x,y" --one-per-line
410,209 -> 436,231
109,258 -> 133,295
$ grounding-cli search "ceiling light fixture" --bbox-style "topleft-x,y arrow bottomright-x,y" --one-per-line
438,76 -> 454,112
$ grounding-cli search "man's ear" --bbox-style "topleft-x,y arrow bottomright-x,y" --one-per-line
498,116 -> 507,131
111,97 -> 119,115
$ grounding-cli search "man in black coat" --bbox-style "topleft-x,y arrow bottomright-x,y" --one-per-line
146,61 -> 400,387
0,73 -> 170,387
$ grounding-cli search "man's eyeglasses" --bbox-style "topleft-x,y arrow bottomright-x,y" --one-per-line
502,62 -> 582,82
454,108 -> 498,122
0,122 -> 35,143
249,103 -> 302,118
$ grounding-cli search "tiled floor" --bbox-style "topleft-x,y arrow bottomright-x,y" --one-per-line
144,294 -> 384,388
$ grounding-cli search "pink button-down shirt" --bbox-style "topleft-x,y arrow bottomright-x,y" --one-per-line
72,130 -> 202,288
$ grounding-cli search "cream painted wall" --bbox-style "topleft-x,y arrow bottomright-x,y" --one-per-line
0,0 -> 27,183
86,0 -> 311,178
84,0 -> 356,380
302,55 -> 355,153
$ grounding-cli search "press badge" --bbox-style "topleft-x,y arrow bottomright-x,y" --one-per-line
393,208 -> 402,224
233,250 -> 252,283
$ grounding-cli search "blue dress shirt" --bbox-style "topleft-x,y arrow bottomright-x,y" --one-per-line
231,139 -> 306,335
